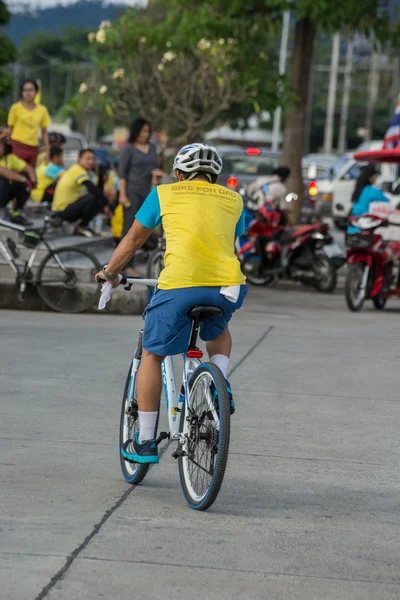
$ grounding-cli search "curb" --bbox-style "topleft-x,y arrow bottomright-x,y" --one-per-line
0,281 -> 148,315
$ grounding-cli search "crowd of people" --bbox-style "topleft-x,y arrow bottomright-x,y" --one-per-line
0,79 -> 165,258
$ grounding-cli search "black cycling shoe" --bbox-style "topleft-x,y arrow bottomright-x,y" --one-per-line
121,431 -> 159,464
6,210 -> 32,226
210,380 -> 235,415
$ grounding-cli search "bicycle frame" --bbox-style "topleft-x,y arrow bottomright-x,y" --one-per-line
0,217 -> 76,293
123,277 -> 202,441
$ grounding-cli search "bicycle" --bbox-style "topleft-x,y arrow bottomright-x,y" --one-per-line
0,216 -> 101,313
146,234 -> 165,279
118,276 -> 232,511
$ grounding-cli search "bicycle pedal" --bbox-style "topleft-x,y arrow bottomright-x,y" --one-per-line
172,447 -> 186,459
156,431 -> 169,445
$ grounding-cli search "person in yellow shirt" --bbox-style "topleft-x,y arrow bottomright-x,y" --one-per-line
7,79 -> 51,167
31,147 -> 65,204
96,143 -> 247,464
0,131 -> 37,225
50,149 -> 109,237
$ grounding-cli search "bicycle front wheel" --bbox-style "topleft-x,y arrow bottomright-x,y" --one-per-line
36,246 -> 101,313
178,363 -> 231,511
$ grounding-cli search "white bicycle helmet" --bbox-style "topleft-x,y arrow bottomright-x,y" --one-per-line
173,143 -> 223,181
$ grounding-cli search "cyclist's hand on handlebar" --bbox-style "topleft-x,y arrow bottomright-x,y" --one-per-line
95,270 -> 120,288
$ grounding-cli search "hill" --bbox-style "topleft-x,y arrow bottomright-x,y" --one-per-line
6,0 -> 128,45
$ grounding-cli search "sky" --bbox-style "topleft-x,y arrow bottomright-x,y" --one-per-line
8,0 -> 137,8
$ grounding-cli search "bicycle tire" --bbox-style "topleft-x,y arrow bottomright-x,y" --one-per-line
146,248 -> 164,279
36,246 -> 101,313
178,362 -> 230,511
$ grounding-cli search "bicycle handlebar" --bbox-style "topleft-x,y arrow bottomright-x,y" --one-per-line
121,276 -> 158,287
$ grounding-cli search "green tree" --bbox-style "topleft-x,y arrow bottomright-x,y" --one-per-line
68,3 -> 283,143
169,0 -> 400,220
18,27 -> 93,115
0,1 -> 17,100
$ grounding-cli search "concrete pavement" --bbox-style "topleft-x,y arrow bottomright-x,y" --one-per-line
1,287 -> 400,599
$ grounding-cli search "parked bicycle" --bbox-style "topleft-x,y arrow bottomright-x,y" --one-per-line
146,233 -> 165,279
0,216 -> 101,313
118,276 -> 231,511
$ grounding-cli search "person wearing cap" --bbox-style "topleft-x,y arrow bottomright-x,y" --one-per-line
0,131 -> 37,224
347,164 -> 390,234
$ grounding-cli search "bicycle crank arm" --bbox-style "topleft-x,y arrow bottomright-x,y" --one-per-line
155,431 -> 170,445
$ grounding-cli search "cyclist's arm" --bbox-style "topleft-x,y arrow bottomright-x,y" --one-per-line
235,210 -> 245,238
104,188 -> 161,277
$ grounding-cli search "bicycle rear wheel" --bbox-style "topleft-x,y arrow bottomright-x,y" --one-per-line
178,363 -> 231,511
36,246 -> 101,313
119,360 -> 151,484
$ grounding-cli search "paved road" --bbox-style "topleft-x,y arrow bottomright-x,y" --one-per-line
1,287 -> 400,600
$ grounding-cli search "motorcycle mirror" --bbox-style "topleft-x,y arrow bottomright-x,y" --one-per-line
286,193 -> 298,203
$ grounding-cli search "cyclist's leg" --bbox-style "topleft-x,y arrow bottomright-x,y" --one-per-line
206,328 -> 232,378
136,350 -> 164,442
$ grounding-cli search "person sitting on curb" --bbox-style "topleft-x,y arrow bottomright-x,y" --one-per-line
50,148 -> 110,237
0,130 -> 36,225
31,147 -> 66,204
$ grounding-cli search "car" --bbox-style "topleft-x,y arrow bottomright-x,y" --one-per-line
217,146 -> 281,191
61,132 -> 89,168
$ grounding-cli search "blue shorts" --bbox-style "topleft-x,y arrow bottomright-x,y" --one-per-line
142,285 -> 247,356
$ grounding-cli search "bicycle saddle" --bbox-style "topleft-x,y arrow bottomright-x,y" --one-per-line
188,305 -> 223,320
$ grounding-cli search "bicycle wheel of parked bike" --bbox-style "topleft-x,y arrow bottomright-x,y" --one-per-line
119,360 -> 159,484
36,246 -> 101,313
146,248 -> 164,279
178,363 -> 230,511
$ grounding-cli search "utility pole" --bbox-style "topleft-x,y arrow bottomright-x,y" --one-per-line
364,50 -> 380,142
323,33 -> 340,154
338,39 -> 354,154
271,10 -> 290,153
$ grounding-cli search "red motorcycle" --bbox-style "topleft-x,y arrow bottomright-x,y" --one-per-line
238,204 -> 344,292
345,214 -> 400,311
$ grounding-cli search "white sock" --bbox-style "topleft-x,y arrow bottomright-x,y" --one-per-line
209,354 -> 229,379
138,411 -> 158,442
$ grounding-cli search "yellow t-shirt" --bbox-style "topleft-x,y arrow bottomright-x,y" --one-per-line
31,162 -> 65,203
52,164 -> 90,211
0,153 -> 27,172
136,181 -> 245,290
8,102 -> 51,147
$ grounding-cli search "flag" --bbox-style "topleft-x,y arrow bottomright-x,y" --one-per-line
383,98 -> 400,149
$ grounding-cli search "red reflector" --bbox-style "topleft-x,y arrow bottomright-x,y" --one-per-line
187,349 -> 203,358
226,176 -> 238,189
246,148 -> 261,155
308,180 -> 318,196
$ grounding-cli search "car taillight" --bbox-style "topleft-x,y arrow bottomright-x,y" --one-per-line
245,148 -> 261,155
308,180 -> 318,196
227,176 -> 238,189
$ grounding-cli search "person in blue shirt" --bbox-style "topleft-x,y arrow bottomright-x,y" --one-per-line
347,163 -> 390,234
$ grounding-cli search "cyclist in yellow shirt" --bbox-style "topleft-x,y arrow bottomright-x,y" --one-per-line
7,79 -> 51,167
96,143 -> 247,464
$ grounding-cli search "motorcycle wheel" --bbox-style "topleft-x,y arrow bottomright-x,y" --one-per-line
345,263 -> 367,312
241,254 -> 275,286
373,295 -> 387,310
313,255 -> 337,293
